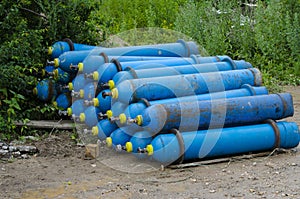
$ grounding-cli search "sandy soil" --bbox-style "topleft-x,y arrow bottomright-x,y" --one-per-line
1,86 -> 299,199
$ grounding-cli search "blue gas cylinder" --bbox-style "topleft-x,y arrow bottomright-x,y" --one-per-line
146,121 -> 300,164
53,92 -> 72,110
33,79 -> 57,102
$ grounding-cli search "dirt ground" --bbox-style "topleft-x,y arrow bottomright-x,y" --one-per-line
1,86 -> 300,199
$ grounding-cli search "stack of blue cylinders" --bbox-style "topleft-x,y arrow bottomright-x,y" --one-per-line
34,39 -> 299,165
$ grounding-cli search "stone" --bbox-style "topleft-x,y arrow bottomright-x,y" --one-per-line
9,146 -> 17,152
20,154 -> 29,159
12,151 -> 21,156
17,146 -> 37,153
0,149 -> 9,156
85,144 -> 99,159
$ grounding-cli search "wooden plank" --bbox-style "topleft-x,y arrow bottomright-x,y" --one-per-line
14,120 -> 76,130
168,151 -> 272,169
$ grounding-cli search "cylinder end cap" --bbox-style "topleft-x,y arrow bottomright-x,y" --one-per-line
68,82 -> 73,91
79,89 -> 84,98
111,88 -> 118,99
125,142 -> 133,152
136,115 -> 143,126
92,126 -> 98,136
93,71 -> 99,81
106,137 -> 112,147
48,47 -> 53,56
79,113 -> 85,122
78,63 -> 84,72
54,58 -> 59,67
108,80 -> 115,90
106,110 -> 113,119
119,113 -> 127,124
53,69 -> 59,80
146,144 -> 154,156
67,107 -> 72,116
93,98 -> 99,107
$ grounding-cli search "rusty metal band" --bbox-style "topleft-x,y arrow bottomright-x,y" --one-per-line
265,119 -> 281,148
248,68 -> 262,86
215,56 -> 221,62
65,93 -> 72,105
169,128 -> 185,164
111,58 -> 122,72
275,93 -> 288,117
126,66 -> 138,79
47,80 -> 54,102
139,98 -> 151,107
99,52 -> 109,63
177,39 -> 190,57
221,56 -> 236,70
241,84 -> 256,96
63,38 -> 75,51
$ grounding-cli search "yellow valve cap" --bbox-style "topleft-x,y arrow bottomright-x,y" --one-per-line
53,69 -> 59,80
92,126 -> 98,136
79,113 -> 85,122
48,47 -> 53,55
52,101 -> 58,108
146,144 -> 154,156
111,88 -> 118,99
93,71 -> 99,81
136,115 -> 143,126
108,80 -> 115,90
78,63 -> 84,72
41,69 -> 46,77
67,107 -> 72,116
125,142 -> 133,152
106,137 -> 112,147
106,110 -> 113,119
79,89 -> 84,98
119,113 -> 127,124
68,82 -> 73,91
54,58 -> 59,67
33,87 -> 38,95
93,98 -> 99,107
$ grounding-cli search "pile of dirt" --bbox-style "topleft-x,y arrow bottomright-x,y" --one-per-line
34,132 -> 84,159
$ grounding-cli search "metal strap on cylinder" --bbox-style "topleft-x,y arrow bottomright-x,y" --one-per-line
139,98 -> 151,107
249,68 -> 262,86
99,52 -> 109,63
221,56 -> 236,70
177,39 -> 190,57
190,54 -> 200,64
65,93 -> 72,104
47,80 -> 54,102
111,58 -> 122,72
125,67 -> 138,79
215,56 -> 221,62
275,93 -> 288,117
169,128 -> 185,164
241,84 -> 256,96
265,119 -> 281,148
63,38 -> 75,51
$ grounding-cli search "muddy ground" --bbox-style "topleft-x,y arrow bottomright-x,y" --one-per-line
1,86 -> 300,199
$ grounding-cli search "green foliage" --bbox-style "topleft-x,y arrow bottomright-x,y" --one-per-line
253,0 -> 300,83
0,0 -> 103,139
86,0 -> 187,40
174,0 -> 300,91
0,0 -> 299,139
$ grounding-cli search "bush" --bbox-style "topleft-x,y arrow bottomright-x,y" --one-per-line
0,0 -> 299,139
174,0 -> 300,88
0,0 -> 103,139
